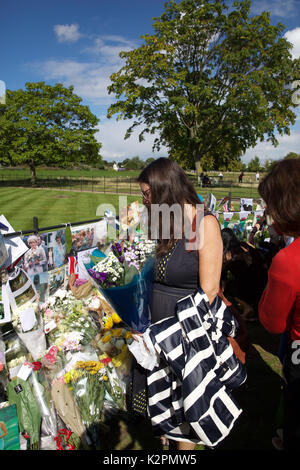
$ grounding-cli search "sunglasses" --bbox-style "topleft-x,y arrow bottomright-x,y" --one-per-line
141,188 -> 151,202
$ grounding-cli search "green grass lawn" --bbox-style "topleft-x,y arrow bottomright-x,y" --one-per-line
0,167 -> 141,179
0,187 -> 141,232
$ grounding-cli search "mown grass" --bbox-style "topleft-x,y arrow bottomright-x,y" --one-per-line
0,187 -> 140,232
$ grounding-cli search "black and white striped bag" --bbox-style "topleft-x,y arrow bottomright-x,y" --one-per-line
147,288 -> 247,447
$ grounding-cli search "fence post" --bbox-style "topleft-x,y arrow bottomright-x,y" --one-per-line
33,216 -> 39,234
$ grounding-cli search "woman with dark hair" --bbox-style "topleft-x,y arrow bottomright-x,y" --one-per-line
136,157 -> 223,450
221,228 -> 268,321
258,157 -> 300,449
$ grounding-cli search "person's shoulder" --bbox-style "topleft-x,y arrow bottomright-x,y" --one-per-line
270,239 -> 300,278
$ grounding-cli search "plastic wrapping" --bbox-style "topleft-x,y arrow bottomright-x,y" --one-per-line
11,302 -> 47,361
2,328 -> 29,378
89,256 -> 155,333
29,370 -> 58,438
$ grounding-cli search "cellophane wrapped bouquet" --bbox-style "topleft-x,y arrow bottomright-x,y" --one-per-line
87,240 -> 156,333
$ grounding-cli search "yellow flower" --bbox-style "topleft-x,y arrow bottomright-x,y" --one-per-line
112,328 -> 123,337
112,358 -> 122,368
101,333 -> 112,343
103,375 -> 108,381
99,353 -> 109,361
125,331 -> 132,340
103,316 -> 114,330
112,312 -> 122,324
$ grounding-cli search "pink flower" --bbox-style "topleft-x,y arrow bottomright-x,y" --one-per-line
45,308 -> 54,317
0,362 -> 4,372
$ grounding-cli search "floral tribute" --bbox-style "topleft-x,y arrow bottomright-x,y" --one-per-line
0,239 -> 145,449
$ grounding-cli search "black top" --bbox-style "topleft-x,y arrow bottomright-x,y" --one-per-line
150,237 -> 199,324
154,237 -> 199,289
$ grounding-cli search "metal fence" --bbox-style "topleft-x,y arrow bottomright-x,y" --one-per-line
0,174 -> 260,198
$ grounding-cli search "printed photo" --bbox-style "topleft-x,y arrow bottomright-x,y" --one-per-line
14,285 -> 36,308
71,221 -> 107,252
8,269 -> 29,293
48,265 -> 66,296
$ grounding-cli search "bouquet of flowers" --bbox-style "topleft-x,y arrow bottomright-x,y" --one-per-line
87,240 -> 156,332
11,301 -> 47,361
7,377 -> 42,450
63,355 -> 125,448
24,361 -> 59,439
40,289 -> 98,351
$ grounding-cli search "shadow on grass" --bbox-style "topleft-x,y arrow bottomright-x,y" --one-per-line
217,323 -> 283,450
99,411 -> 163,450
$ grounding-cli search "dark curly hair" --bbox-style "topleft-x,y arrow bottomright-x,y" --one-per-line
258,157 -> 300,236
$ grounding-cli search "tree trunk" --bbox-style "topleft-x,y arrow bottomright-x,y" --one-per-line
29,161 -> 37,187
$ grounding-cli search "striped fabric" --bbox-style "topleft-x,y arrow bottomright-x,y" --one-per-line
147,288 -> 247,447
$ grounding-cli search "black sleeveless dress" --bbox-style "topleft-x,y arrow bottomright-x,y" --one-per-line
150,237 -> 199,323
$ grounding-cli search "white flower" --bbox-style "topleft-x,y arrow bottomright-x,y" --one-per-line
90,297 -> 101,309
54,289 -> 67,300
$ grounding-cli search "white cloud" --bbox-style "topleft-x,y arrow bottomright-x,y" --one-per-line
33,33 -> 138,104
96,118 -> 168,161
243,129 -> 300,163
31,59 -> 118,104
251,0 -> 297,18
284,28 -> 300,59
54,24 -> 82,43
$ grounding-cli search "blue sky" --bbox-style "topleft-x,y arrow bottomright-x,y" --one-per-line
1,0 -> 300,164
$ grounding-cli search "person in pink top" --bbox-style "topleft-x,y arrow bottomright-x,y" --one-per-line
258,157 -> 300,449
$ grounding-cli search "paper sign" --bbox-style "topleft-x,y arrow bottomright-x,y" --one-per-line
19,307 -> 37,332
240,198 -> 253,212
238,211 -> 251,221
0,285 -> 11,325
44,319 -> 57,334
17,363 -> 33,381
224,212 -> 234,222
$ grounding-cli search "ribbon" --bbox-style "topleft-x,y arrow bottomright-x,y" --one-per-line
54,428 -> 76,450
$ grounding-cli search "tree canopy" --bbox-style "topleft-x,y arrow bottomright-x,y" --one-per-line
107,0 -> 300,169
0,82 -> 101,184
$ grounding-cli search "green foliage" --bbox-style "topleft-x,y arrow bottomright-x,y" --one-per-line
284,151 -> 299,159
107,0 -> 300,169
0,82 -> 101,184
247,155 -> 262,171
123,156 -> 146,170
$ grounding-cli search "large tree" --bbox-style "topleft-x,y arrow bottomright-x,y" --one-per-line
107,0 -> 300,168
0,82 -> 101,185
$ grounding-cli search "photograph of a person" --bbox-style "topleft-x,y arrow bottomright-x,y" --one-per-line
71,224 -> 96,252
52,232 -> 66,268
48,266 -> 66,296
32,272 -> 49,303
23,235 -> 47,276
